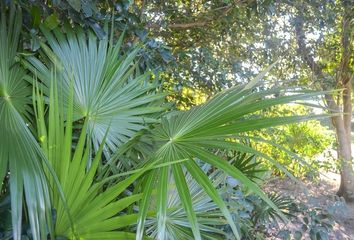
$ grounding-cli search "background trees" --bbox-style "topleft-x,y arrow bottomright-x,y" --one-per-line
138,0 -> 354,200
291,0 -> 354,200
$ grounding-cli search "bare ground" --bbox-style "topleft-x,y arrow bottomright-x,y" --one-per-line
263,172 -> 354,239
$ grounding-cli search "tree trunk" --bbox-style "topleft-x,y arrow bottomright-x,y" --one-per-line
336,0 -> 353,199
324,89 -> 354,201
333,98 -> 354,200
336,126 -> 354,201
294,0 -> 354,201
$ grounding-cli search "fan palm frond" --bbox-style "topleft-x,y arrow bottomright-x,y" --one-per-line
145,163 -> 229,240
136,73 -> 324,240
25,25 -> 165,158
252,193 -> 297,225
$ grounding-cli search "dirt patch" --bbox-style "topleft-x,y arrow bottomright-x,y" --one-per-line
262,173 -> 354,239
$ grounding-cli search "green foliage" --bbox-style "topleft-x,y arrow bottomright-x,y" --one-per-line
166,85 -> 209,110
210,166 -> 300,240
0,194 -> 12,240
302,208 -> 334,240
21,0 -> 135,38
33,80 -> 146,239
252,193 -> 297,226
141,1 -> 275,93
276,204 -> 335,240
224,151 -> 266,182
20,0 -> 172,76
144,163 -> 228,240
254,105 -> 334,177
19,0 -> 280,107
0,2 -> 338,240
24,15 -> 321,240
16,0 -> 352,109
25,24 -> 165,157
0,4 -> 53,239
136,76 -> 325,239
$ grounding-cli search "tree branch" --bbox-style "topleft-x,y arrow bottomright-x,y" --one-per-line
294,13 -> 342,125
146,21 -> 209,29
294,16 -> 324,78
145,3 -> 239,30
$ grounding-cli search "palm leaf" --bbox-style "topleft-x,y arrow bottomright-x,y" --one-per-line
33,76 -> 156,238
25,25 -> 166,158
252,193 -> 297,225
144,162 -> 229,240
137,73 -> 324,239
0,4 -> 53,239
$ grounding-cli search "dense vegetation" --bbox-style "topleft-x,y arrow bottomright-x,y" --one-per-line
0,1 -> 352,239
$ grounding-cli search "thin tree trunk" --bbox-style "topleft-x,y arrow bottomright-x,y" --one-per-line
336,0 -> 353,199
333,103 -> 354,200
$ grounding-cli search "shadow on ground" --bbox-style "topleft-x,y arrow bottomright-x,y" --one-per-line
263,172 -> 354,240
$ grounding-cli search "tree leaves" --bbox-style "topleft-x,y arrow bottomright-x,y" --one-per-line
67,0 -> 81,12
